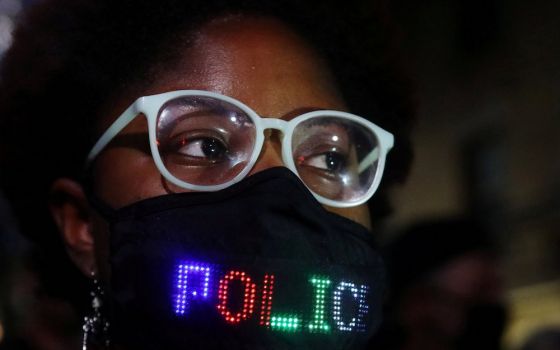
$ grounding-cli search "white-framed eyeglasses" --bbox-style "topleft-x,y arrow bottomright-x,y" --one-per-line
87,90 -> 394,208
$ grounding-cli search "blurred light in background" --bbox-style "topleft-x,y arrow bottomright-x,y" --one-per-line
0,0 -> 22,17
0,15 -> 14,54
0,0 -> 23,58
505,280 -> 560,349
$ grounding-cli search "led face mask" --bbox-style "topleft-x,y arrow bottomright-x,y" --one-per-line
94,168 -> 385,349
87,90 -> 394,208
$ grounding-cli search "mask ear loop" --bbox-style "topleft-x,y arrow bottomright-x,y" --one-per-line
83,271 -> 110,350
80,157 -> 119,223
86,194 -> 118,222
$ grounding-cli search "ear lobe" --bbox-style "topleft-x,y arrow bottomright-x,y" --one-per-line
49,178 -> 96,276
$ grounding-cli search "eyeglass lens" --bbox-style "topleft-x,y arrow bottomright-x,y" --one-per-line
156,96 -> 257,186
156,96 -> 381,203
292,117 -> 380,202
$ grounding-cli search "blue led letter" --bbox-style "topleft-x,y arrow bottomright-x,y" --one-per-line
174,262 -> 212,315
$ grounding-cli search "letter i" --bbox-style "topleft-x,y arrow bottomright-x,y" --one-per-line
308,276 -> 331,333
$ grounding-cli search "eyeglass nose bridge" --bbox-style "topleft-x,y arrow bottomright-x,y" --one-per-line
254,117 -> 291,170
260,117 -> 289,133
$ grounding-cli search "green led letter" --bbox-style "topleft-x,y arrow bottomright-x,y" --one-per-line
307,276 -> 332,333
270,314 -> 302,332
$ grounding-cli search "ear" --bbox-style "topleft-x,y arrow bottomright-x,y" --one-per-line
49,178 -> 96,276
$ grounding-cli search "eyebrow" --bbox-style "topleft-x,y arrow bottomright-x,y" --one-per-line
264,107 -> 331,121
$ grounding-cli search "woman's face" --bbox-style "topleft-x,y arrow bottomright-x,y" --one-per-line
84,15 -> 371,275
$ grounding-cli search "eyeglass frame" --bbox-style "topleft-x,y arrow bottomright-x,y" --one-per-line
86,90 -> 394,208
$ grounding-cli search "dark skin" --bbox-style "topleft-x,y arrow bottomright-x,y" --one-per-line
49,15 -> 372,285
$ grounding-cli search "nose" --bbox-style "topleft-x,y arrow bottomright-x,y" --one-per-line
247,121 -> 286,175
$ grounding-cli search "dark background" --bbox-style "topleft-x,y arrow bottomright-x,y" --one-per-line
385,0 -> 560,347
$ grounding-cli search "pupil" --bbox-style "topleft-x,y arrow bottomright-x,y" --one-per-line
326,152 -> 345,171
201,138 -> 226,160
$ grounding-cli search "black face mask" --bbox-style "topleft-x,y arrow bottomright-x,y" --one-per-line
92,167 -> 385,349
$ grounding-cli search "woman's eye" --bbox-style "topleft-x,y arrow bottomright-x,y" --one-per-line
302,151 -> 347,173
176,137 -> 228,161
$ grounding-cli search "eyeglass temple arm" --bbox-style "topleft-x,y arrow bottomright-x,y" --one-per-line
86,103 -> 140,164
358,147 -> 381,174
357,129 -> 395,174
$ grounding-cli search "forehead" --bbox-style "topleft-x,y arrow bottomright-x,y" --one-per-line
99,14 -> 345,129
154,15 -> 345,113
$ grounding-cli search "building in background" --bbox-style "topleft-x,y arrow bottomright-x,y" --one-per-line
385,0 -> 560,348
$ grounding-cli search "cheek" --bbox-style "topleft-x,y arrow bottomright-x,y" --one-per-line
325,205 -> 372,231
93,147 -> 167,208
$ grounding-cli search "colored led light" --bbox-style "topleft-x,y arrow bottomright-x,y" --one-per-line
308,276 -> 331,333
217,270 -> 257,324
332,281 -> 369,332
173,259 -> 371,334
270,315 -> 301,332
259,274 -> 275,326
174,262 -> 211,315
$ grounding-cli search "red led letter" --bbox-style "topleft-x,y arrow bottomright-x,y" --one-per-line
259,274 -> 275,326
217,270 -> 257,324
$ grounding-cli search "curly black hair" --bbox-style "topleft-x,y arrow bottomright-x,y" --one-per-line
0,0 -> 414,305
